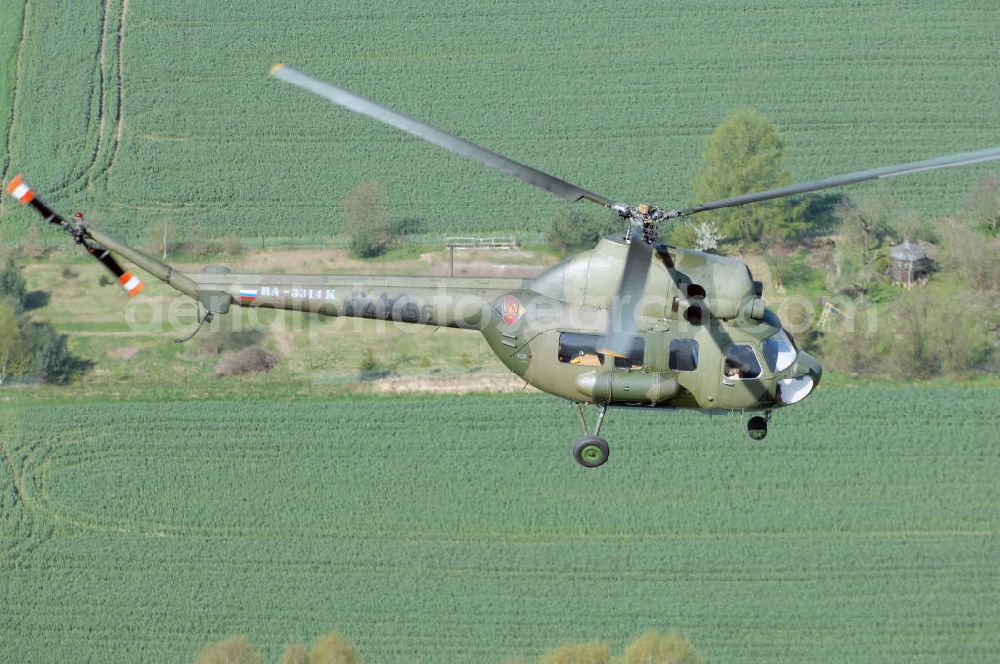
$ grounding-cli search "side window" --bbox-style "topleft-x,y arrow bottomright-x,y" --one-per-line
669,339 -> 699,372
558,332 -> 604,367
724,344 -> 762,379
612,336 -> 645,370
558,333 -> 645,369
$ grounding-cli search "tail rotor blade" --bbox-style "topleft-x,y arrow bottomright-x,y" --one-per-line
6,175 -> 64,224
86,245 -> 144,297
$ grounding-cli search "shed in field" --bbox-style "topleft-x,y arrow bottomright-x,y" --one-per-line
889,240 -> 931,286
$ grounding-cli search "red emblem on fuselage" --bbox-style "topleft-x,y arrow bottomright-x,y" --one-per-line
501,295 -> 524,325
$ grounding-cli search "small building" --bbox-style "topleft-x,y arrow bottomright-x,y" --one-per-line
889,241 -> 931,286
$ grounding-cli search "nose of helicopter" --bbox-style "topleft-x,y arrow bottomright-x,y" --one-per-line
776,350 -> 822,406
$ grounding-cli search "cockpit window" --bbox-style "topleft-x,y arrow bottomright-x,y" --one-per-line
724,344 -> 762,379
669,339 -> 699,372
763,329 -> 797,373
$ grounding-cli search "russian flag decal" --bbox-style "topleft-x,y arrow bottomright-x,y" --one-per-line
239,289 -> 258,302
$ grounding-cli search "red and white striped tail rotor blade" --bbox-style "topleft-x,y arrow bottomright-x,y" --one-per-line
5,174 -> 62,222
118,271 -> 144,297
86,245 -> 145,298
6,175 -> 35,204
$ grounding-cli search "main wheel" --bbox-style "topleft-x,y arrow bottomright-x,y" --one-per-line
747,415 -> 768,441
573,436 -> 610,467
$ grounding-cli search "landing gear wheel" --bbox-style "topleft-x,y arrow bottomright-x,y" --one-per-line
573,435 -> 610,468
747,415 -> 768,441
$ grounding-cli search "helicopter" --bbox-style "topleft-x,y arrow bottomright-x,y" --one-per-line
8,64 -> 1000,467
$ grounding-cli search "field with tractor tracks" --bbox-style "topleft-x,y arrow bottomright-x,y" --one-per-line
2,388 -> 999,663
2,1 -> 1000,243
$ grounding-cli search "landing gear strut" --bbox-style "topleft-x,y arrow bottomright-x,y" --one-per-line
747,412 -> 771,441
573,403 -> 610,467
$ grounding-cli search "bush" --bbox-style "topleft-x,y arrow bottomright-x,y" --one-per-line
214,346 -> 278,376
769,250 -> 818,289
0,260 -> 27,310
817,313 -> 883,376
0,303 -> 29,385
358,346 -> 379,373
349,232 -> 390,259
223,234 -> 245,256
279,644 -> 309,664
940,218 -> 1000,292
540,640 -> 610,664
622,630 -> 701,664
24,321 -> 79,384
308,632 -> 361,664
194,636 -> 261,664
961,173 -> 1000,235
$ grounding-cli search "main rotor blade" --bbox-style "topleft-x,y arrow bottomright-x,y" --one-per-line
599,222 -> 653,358
673,147 -> 1000,217
270,64 -> 614,208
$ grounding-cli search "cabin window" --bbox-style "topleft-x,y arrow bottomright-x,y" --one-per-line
669,339 -> 699,372
558,332 -> 604,367
763,329 -> 797,373
612,336 -> 645,370
724,344 -> 762,379
558,332 -> 644,369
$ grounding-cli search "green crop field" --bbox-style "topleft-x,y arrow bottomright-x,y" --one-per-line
2,388 -> 999,663
2,1 -> 1000,243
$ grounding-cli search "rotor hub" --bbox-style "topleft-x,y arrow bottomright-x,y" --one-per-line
615,203 -> 665,245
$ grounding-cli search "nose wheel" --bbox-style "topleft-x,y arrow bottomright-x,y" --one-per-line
573,403 -> 610,467
747,413 -> 770,441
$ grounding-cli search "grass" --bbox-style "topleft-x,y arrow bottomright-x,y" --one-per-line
0,0 -> 24,180
2,1 -> 1000,243
2,388 -> 999,663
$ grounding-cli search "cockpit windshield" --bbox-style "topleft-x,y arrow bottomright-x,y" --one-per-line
763,329 -> 797,373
